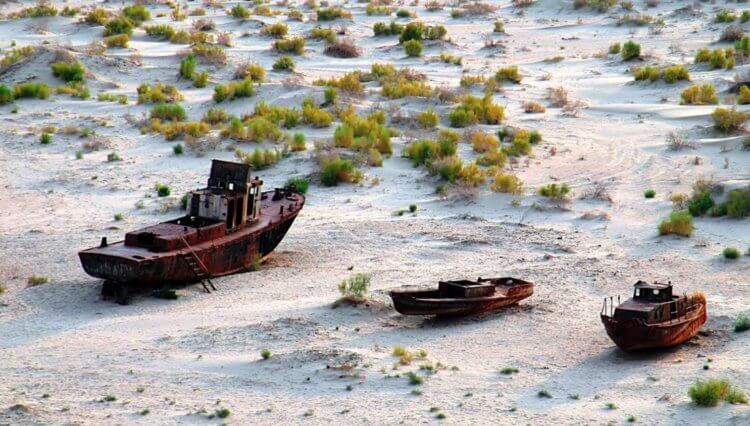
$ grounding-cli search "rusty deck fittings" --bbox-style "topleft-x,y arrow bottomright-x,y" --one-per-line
79,160 -> 305,304
600,281 -> 707,351
389,277 -> 534,316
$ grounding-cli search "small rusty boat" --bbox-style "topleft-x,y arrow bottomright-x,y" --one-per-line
79,160 -> 304,303
389,277 -> 533,316
600,281 -> 707,351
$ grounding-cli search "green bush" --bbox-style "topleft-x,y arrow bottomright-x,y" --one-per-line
286,177 -> 309,194
104,17 -> 134,36
725,188 -> 750,218
321,157 -> 361,186
229,4 -> 250,19
712,107 -> 749,133
203,108 -> 228,125
273,37 -> 305,55
539,183 -> 570,199
122,4 -> 151,24
609,42 -> 621,54
416,108 -> 439,128
156,183 -> 171,197
150,103 -> 186,121
105,34 -> 129,48
715,10 -> 737,23
311,27 -> 337,44
85,8 -> 108,25
688,191 -> 714,217
213,79 -> 254,102
490,172 -> 523,195
658,211 -> 694,237
290,132 -> 306,151
644,189 -> 656,199
193,72 -> 209,88
138,83 -> 182,104
723,247 -> 740,259
51,61 -> 85,82
662,65 -> 690,84
0,85 -> 14,104
261,23 -> 288,38
680,84 -> 718,105
273,56 -> 295,71
338,273 -> 371,302
689,379 -> 730,406
734,314 -> 750,332
179,54 -> 196,79
317,7 -> 351,21
404,39 -> 423,57
495,66 -> 522,83
13,82 -> 50,99
40,133 -> 52,144
144,24 -> 175,39
621,40 -> 641,61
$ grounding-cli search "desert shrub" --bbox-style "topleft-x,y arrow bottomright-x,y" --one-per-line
366,5 -> 392,15
40,133 -> 52,144
662,65 -> 690,84
495,66 -> 522,83
104,17 -> 135,36
381,78 -> 431,99
311,27 -> 337,44
138,83 -> 182,104
51,61 -> 84,83
523,100 -> 546,113
0,46 -> 35,69
260,23 -> 289,38
192,72 -> 209,88
192,44 -> 227,65
689,379 -> 735,406
321,157 -> 361,186
144,24 -> 175,39
404,40 -> 423,57
170,30 -> 191,44
431,156 -> 463,182
449,94 -> 503,127
417,109 -> 439,128
658,211 -> 693,237
229,4 -> 250,19
235,147 -> 281,169
373,21 -> 404,37
440,52 -> 462,65
735,315 -> 750,332
213,79 -> 254,102
286,177 -> 309,194
323,87 -> 338,106
13,82 -> 50,99
715,10 -> 737,23
338,273 -> 371,302
680,84 -> 718,105
720,25 -> 745,42
273,56 -> 295,71
288,9 -> 304,21
471,131 -> 499,153
235,63 -> 265,82
644,189 -> 656,199
104,34 -> 129,48
290,133 -> 307,151
494,20 -> 505,33
27,275 -> 49,286
694,48 -> 711,63
273,37 -> 306,54
0,85 -> 13,104
325,39 -> 361,58
609,42 -> 621,54
203,108 -> 228,125
397,8 -> 414,18
150,103 -> 186,121
155,183 -> 171,197
736,36 -> 750,56
459,162 -> 487,187
725,188 -> 750,218
621,40 -> 640,61
85,8 -> 109,25
179,54 -> 196,79
317,7 -> 352,21
539,183 -> 570,199
491,172 -> 523,195
688,190 -> 714,217
122,4 -> 151,24
56,82 -> 91,99
302,103 -> 333,127
404,139 -> 456,167
739,86 -> 750,106
723,247 -> 740,260
13,3 -> 58,18
712,107 -> 749,133
314,72 -> 364,94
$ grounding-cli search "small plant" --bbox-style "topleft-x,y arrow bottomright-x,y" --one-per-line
723,247 -> 740,260
104,17 -> 135,36
229,4 -> 250,19
40,133 -> 52,145
150,103 -> 186,121
495,66 -> 522,83
491,173 -> 523,195
285,177 -> 309,194
609,42 -> 621,54
215,408 -> 231,418
605,402 -> 617,410
680,84 -> 718,105
644,189 -> 656,199
621,40 -> 641,61
273,56 -> 295,71
658,211 -> 693,237
27,275 -> 49,286
320,157 -> 361,186
406,372 -> 423,386
13,82 -> 50,100
156,183 -> 171,197
213,79 -> 254,102
114,213 -> 124,221
152,287 -> 179,300
179,54 -> 196,79
537,390 -> 552,398
51,61 -> 85,83
404,39 -> 423,57
261,349 -> 272,359
538,183 -> 570,199
688,379 -> 740,407
173,144 -> 184,155
500,367 -> 519,375
260,23 -> 289,38
409,204 -> 417,213
734,314 -> 750,332
712,107 -> 749,133
337,273 -> 371,303
273,37 -> 306,55
416,108 -> 439,128
103,395 -> 117,402
290,133 -> 306,152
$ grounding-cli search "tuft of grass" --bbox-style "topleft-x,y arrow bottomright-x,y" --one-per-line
273,56 -> 295,71
150,103 -> 186,121
537,389 -> 552,398
114,213 -> 124,221
404,39 -> 423,57
712,107 -> 749,133
338,273 -> 371,303
658,211 -> 693,237
406,372 -> 423,385
538,183 -> 570,199
723,247 -> 740,260
688,379 -> 730,406
156,183 -> 171,197
215,408 -> 231,418
734,314 -> 750,332
285,177 -> 309,194
605,402 -> 617,410
13,82 -> 50,100
495,66 -> 522,83
273,37 -> 306,55
644,189 -> 656,199
621,40 -> 641,60
40,133 -> 52,145
27,275 -> 49,286
261,349 -> 272,359
320,157 -> 361,186
500,367 -> 519,375
51,61 -> 85,83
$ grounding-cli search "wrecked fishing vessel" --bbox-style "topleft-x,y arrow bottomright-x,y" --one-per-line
389,277 -> 533,316
601,281 -> 707,351
79,160 -> 304,303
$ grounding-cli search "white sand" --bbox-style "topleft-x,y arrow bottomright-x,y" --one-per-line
1,0 -> 749,424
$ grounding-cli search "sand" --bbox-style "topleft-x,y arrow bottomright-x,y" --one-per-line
1,0 -> 749,424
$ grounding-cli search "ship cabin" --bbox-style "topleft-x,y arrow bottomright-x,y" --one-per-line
122,160 -> 263,252
611,281 -> 686,323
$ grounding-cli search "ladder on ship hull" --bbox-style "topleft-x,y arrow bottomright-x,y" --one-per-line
180,237 -> 217,293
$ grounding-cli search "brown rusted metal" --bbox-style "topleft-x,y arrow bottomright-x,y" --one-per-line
389,277 -> 534,316
79,160 -> 304,301
600,281 -> 707,351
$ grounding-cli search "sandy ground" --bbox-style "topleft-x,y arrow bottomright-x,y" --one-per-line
1,0 -> 749,424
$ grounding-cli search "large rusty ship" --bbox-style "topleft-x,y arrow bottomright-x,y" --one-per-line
601,281 -> 707,351
79,160 -> 304,303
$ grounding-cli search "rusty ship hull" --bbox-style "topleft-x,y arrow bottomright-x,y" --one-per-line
601,302 -> 707,351
390,278 -> 533,316
79,190 -> 303,287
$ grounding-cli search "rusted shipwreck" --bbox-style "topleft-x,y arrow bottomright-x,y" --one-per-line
79,160 -> 304,303
389,277 -> 533,316
601,281 -> 707,351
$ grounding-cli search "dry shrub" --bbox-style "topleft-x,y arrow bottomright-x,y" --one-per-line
324,39 -> 360,58
547,86 -> 568,107
720,25 -> 745,42
523,100 -> 546,113
582,181 -> 613,203
666,132 -> 695,151
192,18 -> 215,31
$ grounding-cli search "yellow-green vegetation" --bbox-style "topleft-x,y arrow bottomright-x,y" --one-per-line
538,183 -> 570,199
495,66 -> 522,83
694,48 -> 735,70
260,22 -> 289,38
192,43 -> 226,65
56,83 -> 90,99
149,103 -> 187,121
223,116 -> 282,142
314,71 -> 364,95
273,37 -> 306,54
27,275 -> 49,286
0,46 -> 35,69
621,40 -> 640,60
634,65 -> 689,84
234,147 -> 282,169
490,172 -> 524,194
680,84 -> 718,105
249,101 -> 301,129
105,34 -> 129,48
337,273 -> 371,303
137,83 -> 182,104
449,94 -> 504,127
310,27 -> 337,44
737,85 -> 750,104
471,131 -> 499,153
301,99 -> 333,127
317,7 -> 352,21
144,24 -> 175,39
381,78 -> 431,99
392,345 -> 428,365
51,61 -> 85,82
150,120 -> 209,141
320,156 -> 362,186
332,108 -> 394,158
104,16 -> 135,36
658,211 -> 694,237
439,52 -> 462,65
202,108 -> 228,125
213,79 -> 254,102
404,39 -> 423,57
85,7 -> 109,25
273,56 -> 295,71
416,108 -> 439,128
688,379 -> 747,406
712,107 -> 749,133
13,82 -> 50,100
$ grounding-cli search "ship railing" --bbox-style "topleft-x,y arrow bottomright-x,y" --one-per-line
601,295 -> 621,318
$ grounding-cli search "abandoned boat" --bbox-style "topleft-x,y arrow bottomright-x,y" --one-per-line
79,160 -> 304,302
389,277 -> 533,316
600,281 -> 707,351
